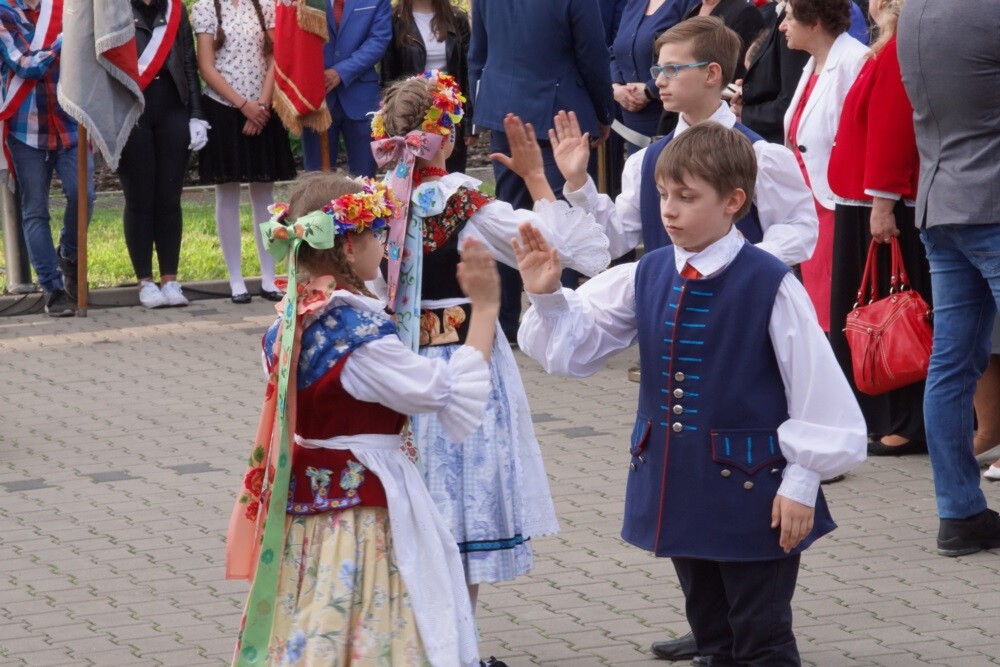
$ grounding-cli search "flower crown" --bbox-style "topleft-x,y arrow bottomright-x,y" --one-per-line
266,178 -> 401,238
370,69 -> 466,140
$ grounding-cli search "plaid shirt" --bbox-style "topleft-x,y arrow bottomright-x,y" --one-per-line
0,0 -> 75,150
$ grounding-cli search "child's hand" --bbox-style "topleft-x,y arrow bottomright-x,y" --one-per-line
550,110 -> 591,192
771,495 -> 815,554
457,238 -> 500,311
512,223 -> 562,295
490,114 -> 544,180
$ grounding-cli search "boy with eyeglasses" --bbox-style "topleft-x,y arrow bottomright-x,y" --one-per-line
541,16 -> 818,267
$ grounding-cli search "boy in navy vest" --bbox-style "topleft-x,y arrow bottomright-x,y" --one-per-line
545,17 -> 817,267
515,123 -> 866,665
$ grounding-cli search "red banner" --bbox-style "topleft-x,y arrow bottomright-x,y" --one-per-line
272,0 -> 331,136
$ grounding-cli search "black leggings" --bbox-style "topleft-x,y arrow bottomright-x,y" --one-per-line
119,77 -> 190,279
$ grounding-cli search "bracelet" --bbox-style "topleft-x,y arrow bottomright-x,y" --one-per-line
239,99 -> 248,110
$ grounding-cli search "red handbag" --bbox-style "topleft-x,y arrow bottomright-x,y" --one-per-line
843,238 -> 933,395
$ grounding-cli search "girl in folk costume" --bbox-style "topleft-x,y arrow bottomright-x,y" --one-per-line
371,71 -> 611,610
191,0 -> 296,304
121,0 -> 210,309
225,171 -> 500,666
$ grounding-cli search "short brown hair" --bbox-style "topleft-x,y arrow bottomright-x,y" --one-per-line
786,0 -> 852,35
653,16 -> 741,87
655,123 -> 757,220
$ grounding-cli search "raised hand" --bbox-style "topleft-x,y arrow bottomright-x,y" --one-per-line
457,238 -> 500,310
550,110 -> 591,192
490,114 -> 556,202
512,223 -> 562,295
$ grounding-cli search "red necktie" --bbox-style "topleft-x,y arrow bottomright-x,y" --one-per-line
681,263 -> 702,279
333,0 -> 345,28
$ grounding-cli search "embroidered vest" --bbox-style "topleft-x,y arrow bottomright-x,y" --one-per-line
639,124 -> 765,252
628,244 -> 835,560
263,305 -> 402,515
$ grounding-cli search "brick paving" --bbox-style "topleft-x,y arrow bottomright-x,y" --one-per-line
1,302 -> 998,666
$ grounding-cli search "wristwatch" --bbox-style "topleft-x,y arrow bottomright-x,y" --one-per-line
643,86 -> 656,102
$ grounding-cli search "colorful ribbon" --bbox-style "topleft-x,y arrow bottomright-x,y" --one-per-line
232,208 -> 333,666
371,131 -> 444,310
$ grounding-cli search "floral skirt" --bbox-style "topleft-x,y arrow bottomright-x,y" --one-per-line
234,507 -> 431,666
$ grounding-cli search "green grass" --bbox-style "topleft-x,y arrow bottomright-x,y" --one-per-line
0,181 -> 496,294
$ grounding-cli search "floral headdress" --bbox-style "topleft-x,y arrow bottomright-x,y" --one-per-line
370,69 -> 466,140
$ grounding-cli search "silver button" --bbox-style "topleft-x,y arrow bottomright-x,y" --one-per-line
672,405 -> 683,415
673,388 -> 684,398
744,481 -> 754,490
721,469 -> 731,478
672,422 -> 683,433
674,372 -> 685,382
771,468 -> 780,475
639,455 -> 647,464
630,462 -> 637,472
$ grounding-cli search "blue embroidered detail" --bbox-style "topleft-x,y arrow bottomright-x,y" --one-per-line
686,392 -> 700,397
661,371 -> 669,376
747,436 -> 753,464
684,409 -> 699,414
679,340 -> 704,345
690,290 -> 714,297
669,303 -> 679,309
458,534 -> 526,553
683,425 -> 698,431
660,405 -> 668,410
682,323 -> 707,328
725,436 -> 731,456
685,307 -> 710,313
660,421 -> 669,427
664,321 -> 675,326
687,375 -> 701,380
661,355 -> 671,361
672,286 -> 683,292
678,356 -> 702,362
663,338 -> 673,344
770,435 -> 776,455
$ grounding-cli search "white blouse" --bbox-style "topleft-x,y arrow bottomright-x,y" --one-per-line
517,227 -> 867,508
564,102 -> 819,266
413,11 -> 447,72
191,0 -> 275,106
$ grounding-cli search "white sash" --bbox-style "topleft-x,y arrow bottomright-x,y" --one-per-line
0,0 -> 58,116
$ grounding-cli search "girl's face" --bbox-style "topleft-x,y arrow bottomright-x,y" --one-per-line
346,229 -> 386,282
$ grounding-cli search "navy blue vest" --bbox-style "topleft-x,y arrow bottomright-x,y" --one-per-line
639,124 -> 765,252
627,243 -> 835,561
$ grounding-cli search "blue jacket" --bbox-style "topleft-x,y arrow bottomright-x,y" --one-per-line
468,0 -> 615,137
599,0 -> 629,46
323,0 -> 392,121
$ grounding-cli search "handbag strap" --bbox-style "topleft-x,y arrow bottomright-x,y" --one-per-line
889,237 -> 912,292
854,239 -> 881,308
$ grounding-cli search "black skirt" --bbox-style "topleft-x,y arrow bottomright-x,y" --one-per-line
198,95 -> 297,185
829,202 -> 932,441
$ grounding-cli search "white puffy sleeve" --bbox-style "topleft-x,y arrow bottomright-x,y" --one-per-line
517,263 -> 639,378
753,142 -> 819,266
459,198 -> 611,277
189,0 -> 216,35
341,338 -> 490,442
264,0 -> 276,29
562,149 -> 645,260
770,273 -> 867,507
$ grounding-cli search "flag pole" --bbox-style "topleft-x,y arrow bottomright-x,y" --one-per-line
319,131 -> 331,172
76,126 -> 88,316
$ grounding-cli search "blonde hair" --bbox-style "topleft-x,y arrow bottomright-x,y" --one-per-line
869,0 -> 904,57
286,172 -> 375,297
378,77 -> 436,137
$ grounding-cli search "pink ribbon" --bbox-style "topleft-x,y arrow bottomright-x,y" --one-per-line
371,131 -> 445,306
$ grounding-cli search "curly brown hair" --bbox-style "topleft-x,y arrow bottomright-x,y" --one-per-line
786,0 -> 852,35
287,172 -> 375,297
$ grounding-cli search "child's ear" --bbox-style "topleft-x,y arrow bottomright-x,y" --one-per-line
724,188 -> 747,216
705,62 -> 724,88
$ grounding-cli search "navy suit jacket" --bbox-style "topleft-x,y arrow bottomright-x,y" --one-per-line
468,0 -> 615,138
323,0 -> 392,120
599,0 -> 628,46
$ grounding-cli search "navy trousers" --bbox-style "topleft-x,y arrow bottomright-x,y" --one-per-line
672,555 -> 801,666
302,97 -> 376,177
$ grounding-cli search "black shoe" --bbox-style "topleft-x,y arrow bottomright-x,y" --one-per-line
867,438 -> 927,457
480,658 -> 508,667
260,289 -> 284,302
650,632 -> 700,661
937,508 -> 1000,557
58,253 -> 78,297
692,658 -> 709,666
231,292 -> 252,304
44,290 -> 76,317
821,474 -> 846,485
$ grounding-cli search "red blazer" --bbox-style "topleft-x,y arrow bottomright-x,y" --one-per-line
828,37 -> 919,201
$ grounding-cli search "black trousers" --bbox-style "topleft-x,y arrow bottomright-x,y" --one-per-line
672,555 -> 801,666
119,77 -> 190,279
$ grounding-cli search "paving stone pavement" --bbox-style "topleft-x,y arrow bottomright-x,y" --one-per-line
1,302 -> 999,667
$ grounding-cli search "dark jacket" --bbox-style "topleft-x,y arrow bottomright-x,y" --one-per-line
381,9 -> 473,124
740,2 -> 809,144
683,0 -> 764,81
131,0 -> 203,119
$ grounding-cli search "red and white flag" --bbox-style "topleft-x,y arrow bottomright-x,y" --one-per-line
272,0 -> 331,135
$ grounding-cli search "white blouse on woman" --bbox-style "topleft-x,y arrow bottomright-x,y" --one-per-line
191,0 -> 275,106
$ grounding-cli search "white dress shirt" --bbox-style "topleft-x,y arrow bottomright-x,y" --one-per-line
518,227 -> 867,507
564,103 -> 819,265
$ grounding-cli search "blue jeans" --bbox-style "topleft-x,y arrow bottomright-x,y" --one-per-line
8,137 -> 95,293
301,97 -> 376,177
920,224 -> 1000,519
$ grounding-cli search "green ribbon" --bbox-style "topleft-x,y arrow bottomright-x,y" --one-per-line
236,210 -> 334,666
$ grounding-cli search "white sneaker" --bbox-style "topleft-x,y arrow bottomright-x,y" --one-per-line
161,281 -> 189,307
138,281 -> 167,309
975,443 -> 1000,467
984,465 -> 1000,482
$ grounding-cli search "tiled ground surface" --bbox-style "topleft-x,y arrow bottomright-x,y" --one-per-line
1,302 -> 998,666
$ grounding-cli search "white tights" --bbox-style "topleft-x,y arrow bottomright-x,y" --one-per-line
215,181 -> 278,295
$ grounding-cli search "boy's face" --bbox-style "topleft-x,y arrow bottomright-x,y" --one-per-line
654,42 -> 719,114
657,172 -> 744,253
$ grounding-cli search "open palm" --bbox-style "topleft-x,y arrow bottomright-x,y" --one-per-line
550,110 -> 591,188
512,223 -> 562,295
